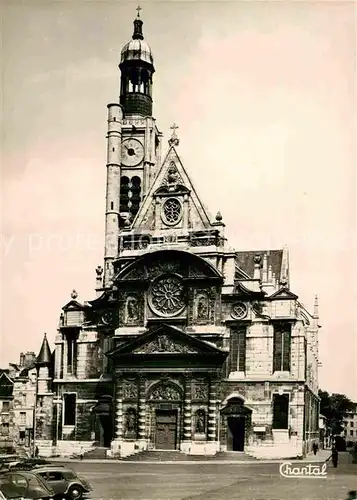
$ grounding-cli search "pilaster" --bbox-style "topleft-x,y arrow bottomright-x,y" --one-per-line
207,379 -> 218,441
138,377 -> 146,440
115,379 -> 124,440
183,377 -> 192,442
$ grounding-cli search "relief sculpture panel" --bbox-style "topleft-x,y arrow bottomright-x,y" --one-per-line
123,380 -> 138,400
192,382 -> 209,400
134,335 -> 196,354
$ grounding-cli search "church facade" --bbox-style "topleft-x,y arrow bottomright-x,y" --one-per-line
35,12 -> 320,459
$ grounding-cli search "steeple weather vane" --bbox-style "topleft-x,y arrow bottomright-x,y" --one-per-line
168,123 -> 180,147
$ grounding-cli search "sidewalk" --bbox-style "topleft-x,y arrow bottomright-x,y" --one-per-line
47,451 -> 333,465
304,449 -> 331,462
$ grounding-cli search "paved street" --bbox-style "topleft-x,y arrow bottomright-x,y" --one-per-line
60,452 -> 356,500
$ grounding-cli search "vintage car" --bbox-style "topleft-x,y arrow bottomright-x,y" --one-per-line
0,456 -> 22,472
0,471 -> 54,499
33,467 -> 92,499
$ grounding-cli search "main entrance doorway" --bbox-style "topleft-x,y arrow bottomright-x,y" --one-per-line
227,417 -> 245,451
155,410 -> 177,450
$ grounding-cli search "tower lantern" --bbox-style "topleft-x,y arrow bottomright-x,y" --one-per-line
119,8 -> 155,117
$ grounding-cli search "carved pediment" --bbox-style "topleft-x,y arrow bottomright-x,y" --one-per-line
133,334 -> 197,354
106,323 -> 228,361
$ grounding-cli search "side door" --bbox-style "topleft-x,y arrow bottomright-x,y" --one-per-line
41,471 -> 67,495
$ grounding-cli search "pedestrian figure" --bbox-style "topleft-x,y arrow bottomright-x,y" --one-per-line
328,445 -> 338,467
80,446 -> 84,461
35,446 -> 39,458
312,442 -> 318,455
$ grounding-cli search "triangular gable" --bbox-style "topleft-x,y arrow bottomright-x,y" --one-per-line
131,146 -> 213,232
62,299 -> 85,311
269,288 -> 298,300
107,324 -> 225,357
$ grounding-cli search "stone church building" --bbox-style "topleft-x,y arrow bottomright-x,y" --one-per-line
34,12 -> 320,459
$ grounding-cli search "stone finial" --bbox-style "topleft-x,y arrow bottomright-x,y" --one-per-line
96,265 -> 103,277
280,276 -> 288,288
71,289 -> 78,299
253,254 -> 262,280
168,123 -> 179,147
262,254 -> 268,282
215,211 -> 223,222
254,254 -> 261,265
313,294 -> 319,319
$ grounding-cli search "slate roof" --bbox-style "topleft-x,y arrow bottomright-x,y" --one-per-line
235,250 -> 283,280
37,334 -> 52,365
18,365 -> 36,378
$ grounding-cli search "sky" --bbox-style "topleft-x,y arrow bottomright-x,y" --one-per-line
1,0 -> 356,400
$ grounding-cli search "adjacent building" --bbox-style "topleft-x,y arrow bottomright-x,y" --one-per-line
0,352 -> 39,454
344,403 -> 357,444
3,11 -> 321,459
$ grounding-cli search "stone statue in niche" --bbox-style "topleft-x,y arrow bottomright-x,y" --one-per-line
196,294 -> 209,320
167,162 -> 180,185
125,408 -> 137,433
195,410 -> 206,434
126,296 -> 138,323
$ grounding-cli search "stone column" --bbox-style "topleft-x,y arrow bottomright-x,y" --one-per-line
207,379 -> 218,442
115,379 -> 124,441
181,377 -> 192,453
138,377 -> 146,446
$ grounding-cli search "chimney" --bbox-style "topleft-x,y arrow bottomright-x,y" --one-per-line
19,353 -> 25,367
24,352 -> 36,368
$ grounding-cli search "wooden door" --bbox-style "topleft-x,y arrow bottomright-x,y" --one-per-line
155,410 -> 177,450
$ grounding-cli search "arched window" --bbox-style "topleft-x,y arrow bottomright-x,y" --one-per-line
130,176 -> 141,217
120,176 -> 130,213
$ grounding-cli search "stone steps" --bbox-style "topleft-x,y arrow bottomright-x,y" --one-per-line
82,447 -> 109,459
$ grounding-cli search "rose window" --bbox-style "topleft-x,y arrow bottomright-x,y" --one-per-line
231,302 -> 248,320
149,275 -> 185,317
162,198 -> 182,225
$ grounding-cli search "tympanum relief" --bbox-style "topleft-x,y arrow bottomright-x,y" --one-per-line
134,335 -> 196,354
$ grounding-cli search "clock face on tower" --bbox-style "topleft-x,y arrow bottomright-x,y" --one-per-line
121,138 -> 144,167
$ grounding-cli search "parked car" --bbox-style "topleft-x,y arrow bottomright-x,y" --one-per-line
34,467 -> 92,499
0,457 -> 22,472
0,471 -> 54,499
9,459 -> 52,471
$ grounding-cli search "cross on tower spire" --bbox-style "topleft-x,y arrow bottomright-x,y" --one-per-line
136,5 -> 142,18
168,123 -> 180,146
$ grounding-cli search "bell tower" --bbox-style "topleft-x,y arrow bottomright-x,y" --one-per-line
103,8 -> 162,287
